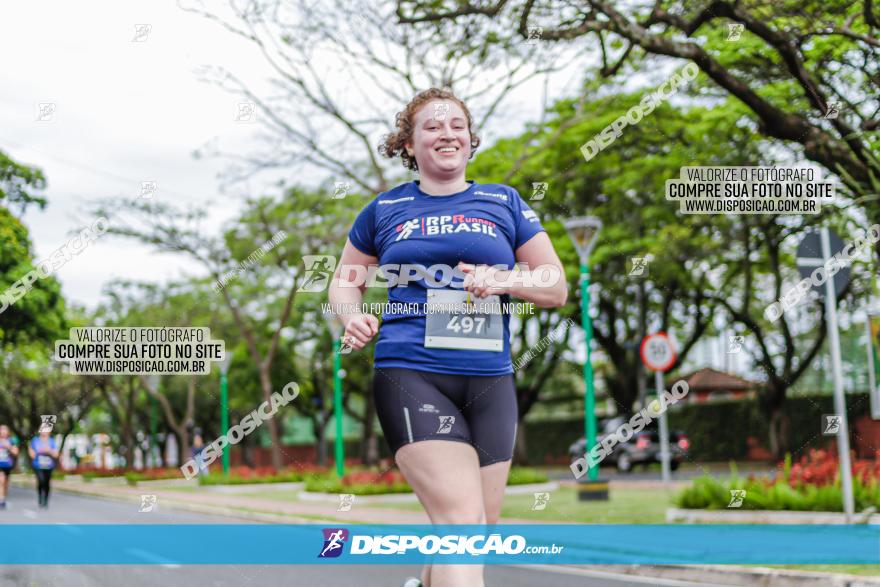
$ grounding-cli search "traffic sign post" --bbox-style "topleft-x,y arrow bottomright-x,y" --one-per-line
796,227 -> 854,521
640,333 -> 677,484
564,217 -> 608,501
324,314 -> 346,478
219,354 -> 232,476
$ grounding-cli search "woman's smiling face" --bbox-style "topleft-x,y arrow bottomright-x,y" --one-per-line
406,99 -> 471,177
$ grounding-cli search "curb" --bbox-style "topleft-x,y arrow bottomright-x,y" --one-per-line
667,507 -> 880,525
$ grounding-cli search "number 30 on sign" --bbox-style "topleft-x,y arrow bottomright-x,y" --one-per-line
640,332 -> 677,372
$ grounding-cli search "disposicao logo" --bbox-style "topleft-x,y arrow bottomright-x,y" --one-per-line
319,528 -> 349,558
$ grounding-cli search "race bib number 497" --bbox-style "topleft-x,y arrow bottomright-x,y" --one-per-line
424,290 -> 503,352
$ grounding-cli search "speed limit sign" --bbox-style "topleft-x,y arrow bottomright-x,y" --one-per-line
640,332 -> 677,372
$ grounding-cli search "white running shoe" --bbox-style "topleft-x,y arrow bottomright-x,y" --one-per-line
401,578 -> 421,587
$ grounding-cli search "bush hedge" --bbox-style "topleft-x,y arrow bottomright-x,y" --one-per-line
676,452 -> 880,511
522,393 -> 872,463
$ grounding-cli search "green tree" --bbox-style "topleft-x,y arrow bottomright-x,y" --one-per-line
0,151 -> 65,346
0,149 -> 47,215
398,0 -> 880,259
91,187 -> 362,469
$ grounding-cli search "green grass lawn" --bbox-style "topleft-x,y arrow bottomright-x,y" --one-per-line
240,485 -> 675,524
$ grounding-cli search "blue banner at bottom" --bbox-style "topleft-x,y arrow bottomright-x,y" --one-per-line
0,524 -> 876,565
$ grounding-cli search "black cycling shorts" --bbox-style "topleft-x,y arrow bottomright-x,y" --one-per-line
373,367 -> 518,467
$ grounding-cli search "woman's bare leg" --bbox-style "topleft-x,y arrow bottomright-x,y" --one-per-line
480,460 -> 512,524
417,459 -> 512,584
395,440 -> 486,587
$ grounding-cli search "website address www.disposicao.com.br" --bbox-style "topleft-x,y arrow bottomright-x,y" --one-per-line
318,529 -> 563,559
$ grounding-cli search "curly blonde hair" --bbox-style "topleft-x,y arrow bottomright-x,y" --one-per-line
378,88 -> 481,171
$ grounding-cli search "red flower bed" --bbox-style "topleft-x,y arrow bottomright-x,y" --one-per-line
223,464 -> 329,479
786,449 -> 880,487
341,469 -> 406,487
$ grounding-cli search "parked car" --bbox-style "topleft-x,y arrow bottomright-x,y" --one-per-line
568,416 -> 690,473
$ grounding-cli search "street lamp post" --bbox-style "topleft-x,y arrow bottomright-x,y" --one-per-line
564,216 -> 608,501
219,354 -> 232,475
324,314 -> 346,478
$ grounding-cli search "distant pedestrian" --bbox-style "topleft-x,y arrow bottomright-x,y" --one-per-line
192,433 -> 208,477
28,424 -> 59,508
0,425 -> 20,509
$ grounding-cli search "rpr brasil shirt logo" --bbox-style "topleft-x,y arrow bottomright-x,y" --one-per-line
395,214 -> 499,241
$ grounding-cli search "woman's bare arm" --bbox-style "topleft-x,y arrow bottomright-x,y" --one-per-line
327,239 -> 381,349
511,233 -> 568,308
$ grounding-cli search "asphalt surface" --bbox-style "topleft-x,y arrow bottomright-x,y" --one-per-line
0,486 -> 727,587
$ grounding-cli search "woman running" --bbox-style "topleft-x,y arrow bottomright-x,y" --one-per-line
328,88 -> 567,587
0,425 -> 20,509
28,424 -> 59,508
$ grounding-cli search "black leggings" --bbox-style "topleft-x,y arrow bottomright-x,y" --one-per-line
373,367 -> 518,467
35,469 -> 52,505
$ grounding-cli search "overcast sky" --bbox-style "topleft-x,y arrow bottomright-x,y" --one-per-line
0,2 -> 281,310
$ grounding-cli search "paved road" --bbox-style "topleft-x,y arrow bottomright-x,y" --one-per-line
0,486 -> 726,587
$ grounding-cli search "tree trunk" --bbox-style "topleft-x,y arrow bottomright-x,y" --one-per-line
242,434 -> 254,468
178,428 -> 190,468
58,433 -> 69,469
314,416 -> 327,466
157,434 -> 168,468
361,390 -> 378,466
767,406 -> 791,461
259,366 -> 283,470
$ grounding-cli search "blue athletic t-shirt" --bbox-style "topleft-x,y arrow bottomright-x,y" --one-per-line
348,180 -> 545,376
0,437 -> 17,467
30,437 -> 57,470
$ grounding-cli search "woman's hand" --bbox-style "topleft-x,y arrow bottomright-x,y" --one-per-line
341,313 -> 379,351
458,262 -> 511,298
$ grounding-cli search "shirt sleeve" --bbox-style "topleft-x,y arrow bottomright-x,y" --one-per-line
510,188 -> 546,249
348,198 -> 379,257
